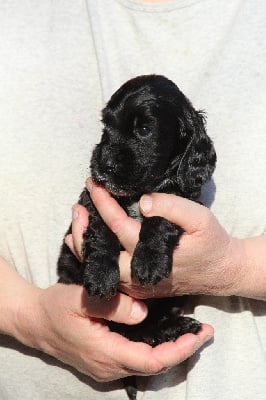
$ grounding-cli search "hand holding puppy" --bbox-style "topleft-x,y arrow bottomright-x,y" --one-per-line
68,179 -> 265,301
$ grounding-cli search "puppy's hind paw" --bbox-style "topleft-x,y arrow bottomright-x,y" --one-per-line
83,255 -> 120,298
175,316 -> 202,336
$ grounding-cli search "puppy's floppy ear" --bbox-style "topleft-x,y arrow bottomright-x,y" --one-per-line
176,110 -> 216,199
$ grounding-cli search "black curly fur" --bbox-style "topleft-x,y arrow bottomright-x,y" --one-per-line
57,75 -> 216,400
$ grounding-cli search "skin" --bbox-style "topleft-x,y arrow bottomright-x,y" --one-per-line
67,178 -> 266,302
4,0 -> 263,382
3,170 -> 264,382
0,226 -> 213,382
0,0 -> 216,384
2,0 -> 264,390
52,175 -> 266,379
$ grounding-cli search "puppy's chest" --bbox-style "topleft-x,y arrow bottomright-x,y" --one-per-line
119,198 -> 143,223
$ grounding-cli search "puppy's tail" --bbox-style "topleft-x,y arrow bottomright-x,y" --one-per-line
123,376 -> 137,400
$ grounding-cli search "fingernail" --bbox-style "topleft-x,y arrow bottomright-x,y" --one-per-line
72,205 -> 79,220
140,194 -> 153,214
64,234 -> 73,247
86,177 -> 103,194
202,334 -> 214,345
194,333 -> 213,352
86,177 -> 94,192
130,301 -> 147,322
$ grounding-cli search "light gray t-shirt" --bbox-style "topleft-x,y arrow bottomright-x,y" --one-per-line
0,1 -> 265,399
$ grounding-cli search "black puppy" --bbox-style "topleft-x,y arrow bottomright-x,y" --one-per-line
57,75 -> 216,399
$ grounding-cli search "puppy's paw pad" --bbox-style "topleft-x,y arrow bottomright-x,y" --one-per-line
83,256 -> 119,298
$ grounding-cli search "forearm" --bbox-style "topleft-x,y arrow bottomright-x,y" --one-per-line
230,235 -> 266,301
0,257 -> 41,347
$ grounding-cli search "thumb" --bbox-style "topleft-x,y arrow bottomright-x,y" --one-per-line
82,291 -> 148,325
139,193 -> 208,233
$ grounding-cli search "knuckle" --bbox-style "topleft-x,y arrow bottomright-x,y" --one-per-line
144,358 -> 165,375
93,374 -> 111,383
108,217 -> 124,235
200,207 -> 213,228
193,205 -> 212,233
91,369 -> 115,383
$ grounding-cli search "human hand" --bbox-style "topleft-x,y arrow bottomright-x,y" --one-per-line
15,281 -> 212,381
0,255 -> 213,382
132,193 -> 242,297
63,194 -> 214,377
78,178 -> 243,299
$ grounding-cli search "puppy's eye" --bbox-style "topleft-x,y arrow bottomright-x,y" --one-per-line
136,125 -> 152,138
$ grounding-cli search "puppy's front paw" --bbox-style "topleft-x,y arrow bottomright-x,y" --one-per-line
131,216 -> 182,285
131,243 -> 172,285
83,255 -> 119,298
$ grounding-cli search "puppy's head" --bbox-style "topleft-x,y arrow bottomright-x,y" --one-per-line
91,75 -> 216,198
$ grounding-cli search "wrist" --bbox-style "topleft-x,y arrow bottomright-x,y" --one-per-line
0,257 -> 43,348
229,236 -> 266,300
220,237 -> 248,297
204,236 -> 247,298
12,283 -> 44,349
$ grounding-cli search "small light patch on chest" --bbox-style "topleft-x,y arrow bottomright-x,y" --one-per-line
127,201 -> 143,223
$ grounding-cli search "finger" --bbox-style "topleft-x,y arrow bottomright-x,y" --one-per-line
118,251 -> 132,283
139,193 -> 210,233
109,336 -> 166,376
111,323 -> 214,375
81,290 -> 148,325
71,204 -> 89,258
86,177 -> 140,253
152,323 -> 214,368
118,251 -> 163,299
64,234 -> 80,260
